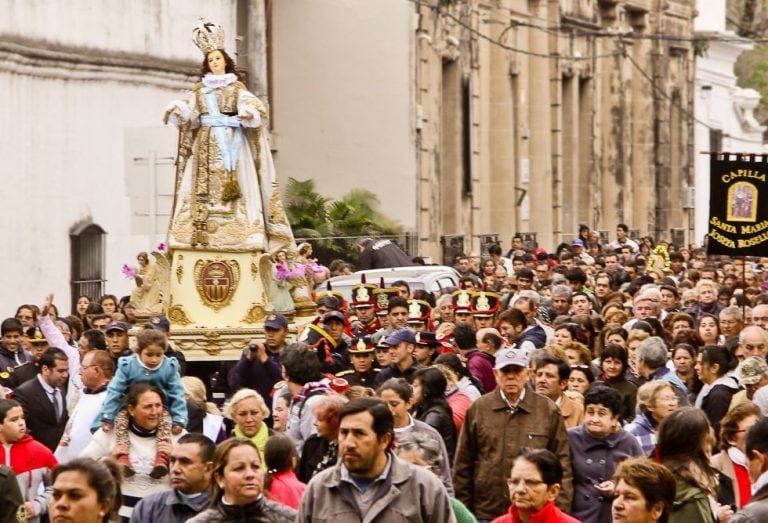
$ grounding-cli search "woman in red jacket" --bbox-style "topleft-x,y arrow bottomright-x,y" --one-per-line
492,448 -> 578,523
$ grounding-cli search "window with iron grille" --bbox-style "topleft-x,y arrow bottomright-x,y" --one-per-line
70,224 -> 106,312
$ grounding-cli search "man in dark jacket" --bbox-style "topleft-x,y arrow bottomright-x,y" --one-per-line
11,347 -> 69,451
356,237 -> 413,270
228,313 -> 288,401
0,319 -> 32,389
130,434 -> 214,523
0,465 -> 23,523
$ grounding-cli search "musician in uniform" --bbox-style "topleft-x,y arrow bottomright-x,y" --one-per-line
349,281 -> 381,336
452,288 -> 474,326
472,290 -> 501,329
406,300 -> 433,333
335,337 -> 379,388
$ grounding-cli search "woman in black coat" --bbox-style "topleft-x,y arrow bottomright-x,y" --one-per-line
695,345 -> 740,444
411,367 -> 457,460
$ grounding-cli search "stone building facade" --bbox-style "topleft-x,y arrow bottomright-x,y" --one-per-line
271,0 -> 696,262
412,0 -> 696,259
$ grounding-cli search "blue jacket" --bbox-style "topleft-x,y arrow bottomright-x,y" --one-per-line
624,410 -> 657,456
95,354 -> 188,431
130,488 -> 210,523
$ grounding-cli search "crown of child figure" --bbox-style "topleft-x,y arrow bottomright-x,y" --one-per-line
193,20 -> 225,55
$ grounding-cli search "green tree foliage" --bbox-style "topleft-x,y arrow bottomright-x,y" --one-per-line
284,178 -> 403,262
729,0 -> 768,123
735,44 -> 768,123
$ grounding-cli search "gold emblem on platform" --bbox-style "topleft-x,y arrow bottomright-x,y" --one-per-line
251,254 -> 259,281
194,259 -> 241,311
176,254 -> 185,284
242,304 -> 267,324
167,304 -> 193,325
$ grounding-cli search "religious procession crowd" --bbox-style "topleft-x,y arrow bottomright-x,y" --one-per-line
4,226 -> 768,523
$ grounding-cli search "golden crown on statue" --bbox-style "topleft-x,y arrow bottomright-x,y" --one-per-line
193,19 -> 225,55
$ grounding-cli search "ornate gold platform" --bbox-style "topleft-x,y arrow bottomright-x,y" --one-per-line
161,248 -> 314,361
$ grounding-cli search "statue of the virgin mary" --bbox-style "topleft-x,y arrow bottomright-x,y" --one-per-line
164,20 -> 293,253
158,22 -> 314,344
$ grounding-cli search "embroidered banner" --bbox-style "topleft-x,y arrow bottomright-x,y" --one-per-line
707,154 -> 768,256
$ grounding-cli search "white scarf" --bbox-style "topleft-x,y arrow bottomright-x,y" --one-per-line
202,73 -> 237,88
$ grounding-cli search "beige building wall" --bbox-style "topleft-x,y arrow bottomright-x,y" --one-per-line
270,0 -> 417,232
412,0 -> 694,258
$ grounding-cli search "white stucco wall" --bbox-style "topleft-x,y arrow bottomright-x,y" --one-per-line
694,0 -> 726,32
0,0 -> 241,313
270,0 -> 417,231
4,0 -> 237,59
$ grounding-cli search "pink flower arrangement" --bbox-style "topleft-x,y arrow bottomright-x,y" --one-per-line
275,262 -> 292,280
122,264 -> 138,279
308,259 -> 325,274
156,242 -> 167,253
275,262 -> 321,280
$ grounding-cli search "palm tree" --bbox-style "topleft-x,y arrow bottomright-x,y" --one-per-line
283,178 -> 403,262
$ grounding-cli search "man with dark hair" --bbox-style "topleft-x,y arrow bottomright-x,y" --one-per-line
497,308 -> 536,360
11,347 -> 69,451
228,313 -> 288,399
513,296 -> 548,349
609,223 -> 639,253
282,343 -> 332,453
571,291 -> 594,317
391,280 -> 411,300
488,243 -> 512,274
104,321 -> 132,364
298,397 -> 454,522
130,433 -> 215,523
371,297 -> 410,344
532,351 -> 584,428
603,252 -> 623,277
0,318 -> 32,388
594,272 -> 613,306
454,323 -> 495,394
669,251 -> 686,280
90,314 -> 111,332
374,329 -> 423,385
356,237 -> 413,270
78,329 -> 107,355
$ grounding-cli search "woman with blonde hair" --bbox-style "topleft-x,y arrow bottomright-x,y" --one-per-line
181,376 -> 226,443
188,438 -> 295,522
624,381 -> 680,455
223,388 -> 271,463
